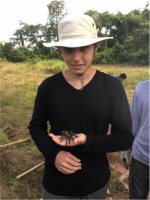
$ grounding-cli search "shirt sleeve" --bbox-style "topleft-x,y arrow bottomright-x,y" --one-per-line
130,87 -> 140,136
28,84 -> 61,165
83,82 -> 134,153
122,85 -> 140,154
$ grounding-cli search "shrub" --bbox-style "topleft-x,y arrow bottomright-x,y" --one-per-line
93,48 -> 115,64
51,65 -> 64,74
26,59 -> 67,73
0,132 -> 9,144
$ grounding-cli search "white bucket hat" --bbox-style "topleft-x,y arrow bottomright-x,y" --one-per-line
43,15 -> 113,48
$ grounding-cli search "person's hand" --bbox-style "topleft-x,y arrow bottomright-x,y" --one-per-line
121,152 -> 130,169
49,133 -> 86,146
55,151 -> 81,174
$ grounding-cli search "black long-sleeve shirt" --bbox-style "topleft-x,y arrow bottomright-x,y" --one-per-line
28,70 -> 133,196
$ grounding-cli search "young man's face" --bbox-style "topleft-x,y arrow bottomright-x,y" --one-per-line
61,43 -> 98,76
118,77 -> 125,82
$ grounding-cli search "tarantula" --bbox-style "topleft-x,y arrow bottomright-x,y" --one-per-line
60,130 -> 78,145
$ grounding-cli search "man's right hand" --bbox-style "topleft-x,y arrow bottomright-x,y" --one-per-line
121,152 -> 130,169
55,151 -> 82,174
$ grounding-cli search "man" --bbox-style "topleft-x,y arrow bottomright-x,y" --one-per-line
29,15 -> 134,199
113,73 -> 127,81
121,80 -> 149,199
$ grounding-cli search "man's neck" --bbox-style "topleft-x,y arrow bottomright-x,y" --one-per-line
62,67 -> 96,90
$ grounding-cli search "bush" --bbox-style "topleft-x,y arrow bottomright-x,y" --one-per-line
0,132 -> 9,144
50,65 -> 64,74
26,59 -> 67,73
93,48 -> 116,64
130,48 -> 149,66
26,58 -> 42,64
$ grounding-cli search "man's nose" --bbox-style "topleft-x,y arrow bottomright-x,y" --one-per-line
72,49 -> 81,61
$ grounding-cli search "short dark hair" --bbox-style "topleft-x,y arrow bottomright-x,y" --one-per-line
119,73 -> 127,79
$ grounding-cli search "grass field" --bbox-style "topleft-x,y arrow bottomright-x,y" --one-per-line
0,60 -> 149,199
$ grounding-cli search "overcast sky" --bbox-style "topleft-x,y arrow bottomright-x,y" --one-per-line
0,0 -> 147,42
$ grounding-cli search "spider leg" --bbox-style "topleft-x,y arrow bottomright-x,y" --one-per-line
74,134 -> 78,138
65,139 -> 68,146
60,136 -> 64,142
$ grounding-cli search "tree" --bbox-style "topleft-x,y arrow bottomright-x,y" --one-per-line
0,42 -> 14,61
3,2 -> 148,65
47,0 -> 67,42
85,10 -> 115,37
84,10 -> 102,34
10,22 -> 48,46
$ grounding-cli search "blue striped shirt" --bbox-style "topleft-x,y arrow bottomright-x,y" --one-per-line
122,80 -> 149,166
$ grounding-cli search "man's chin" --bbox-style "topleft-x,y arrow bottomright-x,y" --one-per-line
73,72 -> 83,76
71,69 -> 83,76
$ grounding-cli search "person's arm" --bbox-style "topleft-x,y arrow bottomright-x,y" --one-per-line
122,86 -> 140,153
28,84 -> 61,165
50,82 -> 134,153
29,83 -> 82,174
121,85 -> 140,167
129,87 -> 140,137
81,82 -> 133,153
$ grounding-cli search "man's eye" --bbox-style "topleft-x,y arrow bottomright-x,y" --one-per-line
80,46 -> 89,51
64,48 -> 72,52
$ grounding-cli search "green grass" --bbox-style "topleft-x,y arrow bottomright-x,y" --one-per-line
26,59 -> 67,74
1,146 -> 44,199
108,170 -> 122,193
0,60 -> 149,199
93,64 -> 149,106
0,132 -> 10,144
93,64 -> 149,90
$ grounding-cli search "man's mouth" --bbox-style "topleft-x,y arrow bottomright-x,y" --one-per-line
71,64 -> 84,69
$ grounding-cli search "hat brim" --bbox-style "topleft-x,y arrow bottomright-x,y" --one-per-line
43,37 -> 113,48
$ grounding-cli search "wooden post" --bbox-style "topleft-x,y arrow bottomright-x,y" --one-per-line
16,161 -> 45,179
115,171 -> 129,191
0,138 -> 31,148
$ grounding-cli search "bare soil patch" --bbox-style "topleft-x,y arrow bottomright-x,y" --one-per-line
0,187 -> 15,199
0,78 -> 21,83
0,71 -> 136,199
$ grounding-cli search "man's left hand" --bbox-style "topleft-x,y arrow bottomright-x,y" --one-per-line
49,133 -> 86,146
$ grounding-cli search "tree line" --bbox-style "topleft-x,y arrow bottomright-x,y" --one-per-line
0,0 -> 149,65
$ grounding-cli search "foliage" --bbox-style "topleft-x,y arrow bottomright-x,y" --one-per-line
0,3 -> 149,66
93,47 -> 116,64
47,0 -> 68,42
0,132 -> 9,144
10,22 -> 48,47
25,59 -> 67,74
85,5 -> 149,66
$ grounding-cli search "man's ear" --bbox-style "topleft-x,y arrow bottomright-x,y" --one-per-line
95,42 -> 99,52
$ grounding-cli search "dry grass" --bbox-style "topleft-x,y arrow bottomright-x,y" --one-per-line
0,61 -> 149,199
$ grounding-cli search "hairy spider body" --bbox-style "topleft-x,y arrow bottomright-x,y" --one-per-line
60,130 -> 78,145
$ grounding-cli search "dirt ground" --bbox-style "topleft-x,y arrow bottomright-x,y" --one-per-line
0,77 -> 132,199
0,124 -> 131,200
